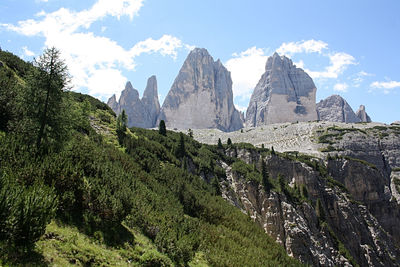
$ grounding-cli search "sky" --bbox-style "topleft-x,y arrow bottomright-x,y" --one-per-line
1,0 -> 399,124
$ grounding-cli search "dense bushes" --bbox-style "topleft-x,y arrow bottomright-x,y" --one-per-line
0,50 -> 301,266
0,172 -> 57,252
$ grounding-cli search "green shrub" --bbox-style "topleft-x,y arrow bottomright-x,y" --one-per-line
0,173 -> 57,252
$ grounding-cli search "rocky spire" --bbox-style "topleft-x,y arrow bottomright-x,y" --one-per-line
316,95 -> 361,123
142,75 -> 160,127
245,52 -> 317,126
157,48 -> 243,131
356,105 -> 372,122
106,77 -> 161,128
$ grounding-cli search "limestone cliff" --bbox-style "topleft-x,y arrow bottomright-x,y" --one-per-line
157,48 -> 243,132
317,95 -> 361,123
216,146 -> 400,266
107,76 -> 160,128
356,105 -> 372,122
246,52 -> 317,126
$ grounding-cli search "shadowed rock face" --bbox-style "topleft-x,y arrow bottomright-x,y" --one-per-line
107,76 -> 160,128
219,147 -> 400,266
356,105 -> 372,122
157,48 -> 243,132
317,95 -> 361,123
246,52 -> 317,126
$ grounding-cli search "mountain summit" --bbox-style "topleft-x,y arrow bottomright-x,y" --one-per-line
317,94 -> 361,123
246,52 -> 318,126
157,48 -> 243,131
107,76 -> 160,128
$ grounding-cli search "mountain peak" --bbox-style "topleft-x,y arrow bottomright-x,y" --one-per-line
246,52 -> 317,126
157,48 -> 242,131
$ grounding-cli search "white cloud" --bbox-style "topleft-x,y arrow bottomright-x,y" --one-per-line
225,46 -> 269,100
2,0 -> 187,100
235,105 -> 247,113
86,68 -> 127,98
22,46 -> 35,56
370,80 -> 400,94
305,52 -> 356,79
333,83 -> 348,92
351,71 -> 374,87
130,35 -> 184,59
277,40 -> 328,55
276,40 -> 356,80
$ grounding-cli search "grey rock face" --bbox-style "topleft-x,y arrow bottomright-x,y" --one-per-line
157,48 -> 243,132
246,52 -> 317,126
356,105 -> 372,122
106,77 -> 160,128
107,94 -> 119,114
219,147 -> 400,266
142,75 -> 160,127
316,94 -> 361,123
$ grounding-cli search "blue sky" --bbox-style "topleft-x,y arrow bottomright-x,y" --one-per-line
1,0 -> 399,123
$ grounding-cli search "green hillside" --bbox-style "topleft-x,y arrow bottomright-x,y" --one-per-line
0,48 -> 301,266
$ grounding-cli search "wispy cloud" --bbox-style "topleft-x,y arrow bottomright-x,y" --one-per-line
277,40 -> 328,55
2,0 -> 189,100
351,71 -> 374,87
225,46 -> 269,101
277,40 -> 356,80
333,82 -> 348,92
304,52 -> 356,79
22,46 -> 35,57
370,80 -> 400,94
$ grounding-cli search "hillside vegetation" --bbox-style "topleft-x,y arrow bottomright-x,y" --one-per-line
0,49 -> 300,266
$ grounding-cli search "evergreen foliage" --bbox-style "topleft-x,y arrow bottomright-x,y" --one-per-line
217,138 -> 223,149
227,137 -> 232,146
159,120 -> 166,136
316,198 -> 326,222
0,49 -> 302,266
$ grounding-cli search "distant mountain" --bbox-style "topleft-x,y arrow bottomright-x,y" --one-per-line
356,105 -> 372,122
107,76 -> 160,128
317,94 -> 361,123
157,48 -> 243,132
246,52 -> 318,126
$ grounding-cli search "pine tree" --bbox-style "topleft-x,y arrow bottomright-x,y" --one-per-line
217,138 -> 223,149
24,47 -> 71,154
316,198 -> 325,222
159,120 -> 166,136
278,174 -> 285,193
176,132 -> 185,158
301,184 -> 309,199
188,128 -> 193,138
227,138 -> 232,146
211,177 -> 221,196
116,110 -> 128,145
261,158 -> 271,193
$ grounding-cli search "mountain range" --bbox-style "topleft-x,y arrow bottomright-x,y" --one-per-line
108,48 -> 372,130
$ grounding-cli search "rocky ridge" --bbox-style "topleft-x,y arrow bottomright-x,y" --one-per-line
214,145 -> 400,266
157,48 -> 243,132
107,76 -> 160,128
316,95 -> 361,123
246,52 -> 318,126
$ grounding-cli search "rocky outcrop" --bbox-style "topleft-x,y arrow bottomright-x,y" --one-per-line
141,75 -> 160,127
218,147 -> 400,266
317,95 -> 360,123
107,76 -> 160,128
246,52 -> 317,127
157,48 -> 243,132
356,105 -> 372,122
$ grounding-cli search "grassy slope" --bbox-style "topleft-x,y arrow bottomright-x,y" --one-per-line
0,51 -> 301,266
